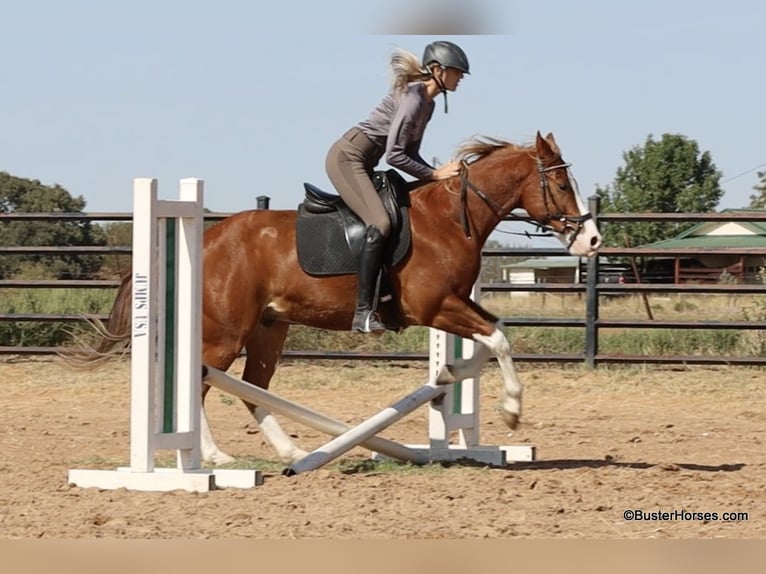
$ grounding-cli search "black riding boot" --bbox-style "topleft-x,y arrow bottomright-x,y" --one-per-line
352,225 -> 387,333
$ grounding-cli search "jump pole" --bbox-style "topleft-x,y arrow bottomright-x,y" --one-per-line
68,178 -> 261,492
203,365 -> 441,470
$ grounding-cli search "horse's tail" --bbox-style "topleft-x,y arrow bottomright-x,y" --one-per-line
59,272 -> 134,368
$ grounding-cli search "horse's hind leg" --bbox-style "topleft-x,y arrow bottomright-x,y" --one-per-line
200,343 -> 244,465
241,321 -> 309,463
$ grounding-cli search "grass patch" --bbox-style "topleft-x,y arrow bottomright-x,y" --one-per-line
215,456 -> 285,473
337,458 -> 445,475
0,288 -> 116,347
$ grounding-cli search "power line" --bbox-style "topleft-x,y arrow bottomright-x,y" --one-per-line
722,162 -> 766,184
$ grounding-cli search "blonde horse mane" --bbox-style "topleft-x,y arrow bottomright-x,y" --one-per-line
455,136 -> 534,164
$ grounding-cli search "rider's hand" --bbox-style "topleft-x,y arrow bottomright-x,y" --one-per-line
432,161 -> 461,180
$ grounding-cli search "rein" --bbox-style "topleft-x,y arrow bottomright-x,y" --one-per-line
457,160 -> 505,239
456,158 -> 592,248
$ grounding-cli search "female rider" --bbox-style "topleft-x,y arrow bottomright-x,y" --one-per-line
325,40 -> 470,333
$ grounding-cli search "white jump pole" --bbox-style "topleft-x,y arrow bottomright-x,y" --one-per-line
203,366 -> 434,466
284,383 -> 445,476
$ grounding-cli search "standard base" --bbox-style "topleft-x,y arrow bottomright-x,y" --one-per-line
68,467 -> 263,493
372,444 -> 536,466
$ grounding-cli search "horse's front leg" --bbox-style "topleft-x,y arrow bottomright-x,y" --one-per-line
471,325 -> 522,429
430,297 -> 522,430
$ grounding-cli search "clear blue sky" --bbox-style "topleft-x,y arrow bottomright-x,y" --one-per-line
2,0 -> 764,225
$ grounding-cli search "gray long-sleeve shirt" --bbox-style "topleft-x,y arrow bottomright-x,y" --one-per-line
357,82 -> 436,180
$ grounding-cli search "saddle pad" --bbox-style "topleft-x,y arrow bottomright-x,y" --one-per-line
296,207 -> 412,276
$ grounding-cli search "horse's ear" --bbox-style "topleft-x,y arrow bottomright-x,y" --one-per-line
535,131 -> 556,161
545,132 -> 561,155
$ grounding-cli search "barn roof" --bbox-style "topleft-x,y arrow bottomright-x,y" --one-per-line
503,256 -> 580,269
640,209 -> 766,250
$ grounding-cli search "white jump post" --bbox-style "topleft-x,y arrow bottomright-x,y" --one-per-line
68,178 -> 261,492
402,283 -> 536,465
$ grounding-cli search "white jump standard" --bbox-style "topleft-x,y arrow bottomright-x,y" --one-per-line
68,178 -> 261,492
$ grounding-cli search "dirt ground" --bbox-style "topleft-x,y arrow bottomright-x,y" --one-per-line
1,357 -> 764,539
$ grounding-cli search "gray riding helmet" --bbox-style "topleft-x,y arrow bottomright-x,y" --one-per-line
422,41 -> 470,73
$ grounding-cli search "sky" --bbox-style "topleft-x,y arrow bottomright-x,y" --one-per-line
2,0 -> 765,236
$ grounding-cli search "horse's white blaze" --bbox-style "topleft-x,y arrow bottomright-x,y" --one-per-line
472,327 -> 523,423
558,190 -> 602,257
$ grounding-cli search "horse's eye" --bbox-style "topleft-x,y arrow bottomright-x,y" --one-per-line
557,181 -> 570,192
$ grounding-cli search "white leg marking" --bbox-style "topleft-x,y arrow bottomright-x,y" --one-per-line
253,406 -> 309,463
472,326 -> 523,429
200,406 -> 236,465
447,342 -> 492,382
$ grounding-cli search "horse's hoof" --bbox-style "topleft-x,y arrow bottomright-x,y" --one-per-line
500,410 -> 520,430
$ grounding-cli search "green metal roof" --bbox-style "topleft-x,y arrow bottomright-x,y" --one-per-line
642,235 -> 766,249
642,209 -> 766,249
504,256 -> 580,269
677,222 -> 766,239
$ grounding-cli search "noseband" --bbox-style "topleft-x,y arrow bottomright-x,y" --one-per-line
456,159 -> 592,248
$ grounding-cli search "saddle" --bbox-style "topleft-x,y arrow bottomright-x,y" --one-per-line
295,170 -> 412,276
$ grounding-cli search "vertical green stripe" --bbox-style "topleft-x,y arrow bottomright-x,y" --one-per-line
453,337 -> 463,414
163,219 -> 176,433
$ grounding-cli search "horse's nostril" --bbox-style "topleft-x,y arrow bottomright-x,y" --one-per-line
591,235 -> 601,248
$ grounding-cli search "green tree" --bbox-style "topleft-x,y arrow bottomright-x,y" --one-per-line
99,221 -> 133,278
748,170 -> 766,209
596,134 -> 723,247
0,172 -> 106,279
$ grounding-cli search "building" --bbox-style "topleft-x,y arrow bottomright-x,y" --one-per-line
501,256 -> 580,296
639,209 -> 766,283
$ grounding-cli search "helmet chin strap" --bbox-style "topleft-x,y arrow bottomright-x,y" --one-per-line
432,67 -> 449,113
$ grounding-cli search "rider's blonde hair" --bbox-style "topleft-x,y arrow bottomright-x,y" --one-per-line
389,48 -> 432,93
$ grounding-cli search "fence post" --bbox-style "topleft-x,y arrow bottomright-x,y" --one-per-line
584,195 -> 601,368
256,196 -> 271,210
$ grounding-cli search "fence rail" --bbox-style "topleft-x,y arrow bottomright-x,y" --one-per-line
2,206 -> 766,366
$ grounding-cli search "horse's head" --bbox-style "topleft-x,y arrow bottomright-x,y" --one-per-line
451,132 -> 601,257
523,132 -> 602,257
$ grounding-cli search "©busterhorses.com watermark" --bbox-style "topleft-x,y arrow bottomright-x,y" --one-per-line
623,509 -> 749,522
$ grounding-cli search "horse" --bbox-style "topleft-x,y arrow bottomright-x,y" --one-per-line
88,131 -> 602,464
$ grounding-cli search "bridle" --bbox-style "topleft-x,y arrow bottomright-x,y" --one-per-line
535,159 -> 593,249
456,158 -> 592,249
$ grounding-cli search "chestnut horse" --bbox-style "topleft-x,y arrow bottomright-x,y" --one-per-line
91,131 -> 601,464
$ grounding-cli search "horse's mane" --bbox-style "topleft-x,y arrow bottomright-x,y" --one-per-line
455,136 -> 534,164
408,135 -> 535,193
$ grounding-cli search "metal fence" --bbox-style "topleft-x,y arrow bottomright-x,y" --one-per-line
2,205 -> 766,366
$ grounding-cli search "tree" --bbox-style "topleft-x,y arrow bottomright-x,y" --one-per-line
748,171 -> 766,209
595,134 -> 723,247
0,172 -> 106,279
